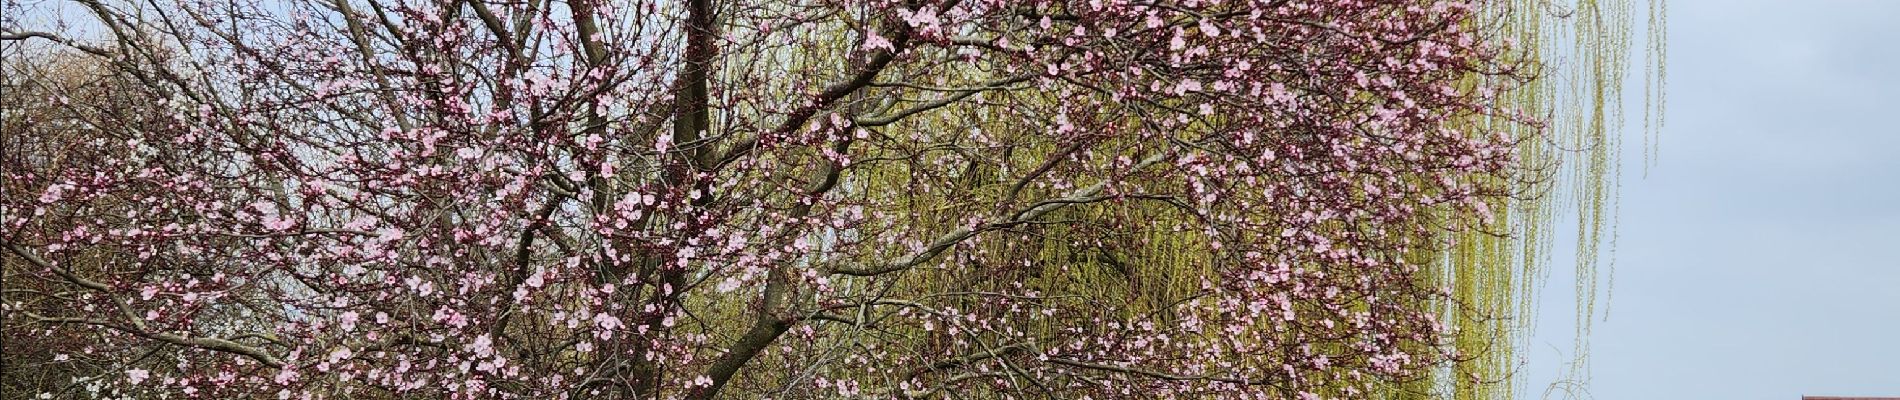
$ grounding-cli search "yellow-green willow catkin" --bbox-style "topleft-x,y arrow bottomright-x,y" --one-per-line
1429,1 -> 1666,399
1644,1 -> 1669,174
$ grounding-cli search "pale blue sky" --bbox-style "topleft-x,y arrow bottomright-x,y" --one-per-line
1525,1 -> 1900,399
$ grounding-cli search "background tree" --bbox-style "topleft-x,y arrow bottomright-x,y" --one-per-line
1,0 -> 1663,399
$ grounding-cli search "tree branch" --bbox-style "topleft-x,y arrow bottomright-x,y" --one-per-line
6,244 -> 286,368
827,152 -> 1169,276
712,16 -> 914,171
854,74 -> 1034,127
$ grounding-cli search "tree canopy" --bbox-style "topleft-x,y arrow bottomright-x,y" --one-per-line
0,0 -> 1663,398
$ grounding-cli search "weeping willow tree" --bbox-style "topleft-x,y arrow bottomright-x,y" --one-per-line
1432,1 -> 1668,399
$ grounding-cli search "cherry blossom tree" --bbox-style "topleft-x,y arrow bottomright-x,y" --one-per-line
2,0 -> 1661,398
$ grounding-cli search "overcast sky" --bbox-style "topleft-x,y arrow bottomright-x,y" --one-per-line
1524,1 -> 1900,399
